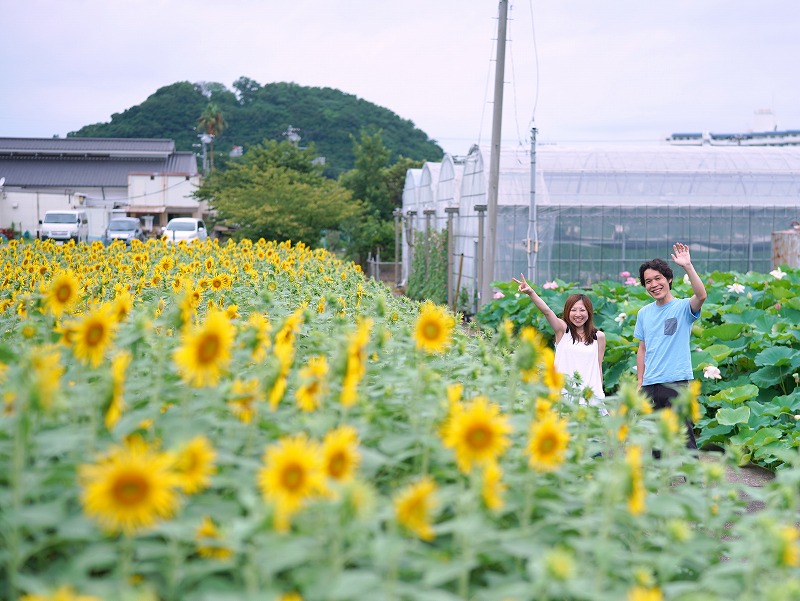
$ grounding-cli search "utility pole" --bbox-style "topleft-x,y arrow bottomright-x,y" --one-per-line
528,126 -> 538,282
480,0 -> 508,307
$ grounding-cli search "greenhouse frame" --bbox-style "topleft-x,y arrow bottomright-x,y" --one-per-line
401,144 -> 800,312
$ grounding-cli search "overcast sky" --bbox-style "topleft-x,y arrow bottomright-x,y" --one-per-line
3,0 -> 798,156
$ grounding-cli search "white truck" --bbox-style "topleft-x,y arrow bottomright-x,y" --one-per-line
39,210 -> 89,243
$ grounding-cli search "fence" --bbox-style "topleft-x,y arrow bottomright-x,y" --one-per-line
366,252 -> 400,286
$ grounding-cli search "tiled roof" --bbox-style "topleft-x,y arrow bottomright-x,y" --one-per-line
0,137 -> 176,156
0,140 -> 198,187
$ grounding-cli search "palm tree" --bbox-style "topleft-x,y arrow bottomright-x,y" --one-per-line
197,103 -> 226,172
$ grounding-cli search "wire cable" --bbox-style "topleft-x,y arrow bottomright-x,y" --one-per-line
528,0 -> 540,129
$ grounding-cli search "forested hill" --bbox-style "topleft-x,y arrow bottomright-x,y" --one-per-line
69,79 -> 444,177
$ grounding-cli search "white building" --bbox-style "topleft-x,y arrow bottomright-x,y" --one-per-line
0,137 -> 203,240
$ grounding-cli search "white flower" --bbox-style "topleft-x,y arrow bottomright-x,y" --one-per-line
703,365 -> 722,380
683,274 -> 691,285
726,283 -> 745,294
543,281 -> 558,290
770,267 -> 786,280
614,312 -> 626,325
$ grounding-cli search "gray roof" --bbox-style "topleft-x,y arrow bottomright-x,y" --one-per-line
0,138 -> 198,187
0,137 -> 176,156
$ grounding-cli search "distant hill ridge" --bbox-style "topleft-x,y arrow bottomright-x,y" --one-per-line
70,79 -> 443,177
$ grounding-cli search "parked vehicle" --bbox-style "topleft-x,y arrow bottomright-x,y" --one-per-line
104,217 -> 144,245
162,217 -> 208,243
39,210 -> 89,243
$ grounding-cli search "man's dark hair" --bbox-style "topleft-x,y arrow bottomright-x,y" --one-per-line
639,258 -> 673,289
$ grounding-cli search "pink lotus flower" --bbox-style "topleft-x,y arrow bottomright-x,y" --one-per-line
775,302 -> 781,311
703,365 -> 722,380
619,271 -> 631,278
493,291 -> 505,299
543,281 -> 558,290
624,277 -> 637,285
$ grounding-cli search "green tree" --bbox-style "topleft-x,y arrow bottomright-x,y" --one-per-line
232,76 -> 263,105
196,140 -> 363,245
338,131 -> 424,265
197,103 -> 227,173
70,79 -> 443,178
339,129 -> 391,219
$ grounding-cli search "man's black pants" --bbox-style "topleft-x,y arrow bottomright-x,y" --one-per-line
641,381 -> 698,451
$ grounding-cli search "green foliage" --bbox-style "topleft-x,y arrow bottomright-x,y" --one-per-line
339,129 -> 391,218
71,82 -> 208,150
477,267 -> 800,469
69,79 -> 442,178
339,212 -> 395,266
407,229 -> 448,304
196,140 -> 363,245
4,242 -> 800,599
337,130 -> 423,264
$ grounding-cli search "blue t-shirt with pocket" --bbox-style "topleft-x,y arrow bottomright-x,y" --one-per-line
634,297 -> 700,386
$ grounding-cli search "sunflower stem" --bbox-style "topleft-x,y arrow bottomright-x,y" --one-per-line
166,533 -> 181,601
6,388 -> 31,600
120,533 -> 134,586
458,474 -> 477,599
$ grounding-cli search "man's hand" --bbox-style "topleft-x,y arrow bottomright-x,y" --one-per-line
671,243 -> 692,269
512,273 -> 533,295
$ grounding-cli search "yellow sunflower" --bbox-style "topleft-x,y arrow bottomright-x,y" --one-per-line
295,355 -> 329,412
779,525 -> 800,567
688,379 -> 702,422
19,585 -> 103,601
413,302 -> 455,354
79,441 -> 181,535
627,585 -> 663,601
174,435 -> 217,494
112,289 -> 133,322
44,270 -> 80,316
516,326 -> 545,383
539,347 -> 564,399
69,304 -> 118,368
321,425 -> 360,484
625,445 -> 646,516
393,476 -> 438,541
228,378 -> 263,424
526,410 -> 570,472
105,351 -> 132,431
195,516 -> 234,560
257,434 -> 325,532
173,309 -> 236,387
441,395 -> 512,474
30,345 -> 64,411
246,312 -> 272,363
481,461 -> 506,511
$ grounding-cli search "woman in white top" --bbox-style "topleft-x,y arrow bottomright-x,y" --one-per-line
512,274 -> 606,411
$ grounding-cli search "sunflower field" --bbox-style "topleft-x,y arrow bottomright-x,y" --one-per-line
1,238 -> 800,601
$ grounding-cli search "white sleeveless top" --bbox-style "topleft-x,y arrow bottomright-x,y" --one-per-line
554,330 -> 605,401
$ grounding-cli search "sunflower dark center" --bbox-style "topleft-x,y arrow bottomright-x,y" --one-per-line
197,334 -> 221,364
113,474 -> 149,505
281,464 -> 305,491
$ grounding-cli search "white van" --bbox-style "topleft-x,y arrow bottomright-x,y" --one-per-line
40,210 -> 89,243
162,217 -> 208,244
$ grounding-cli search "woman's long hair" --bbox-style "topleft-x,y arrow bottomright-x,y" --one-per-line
562,294 -> 598,345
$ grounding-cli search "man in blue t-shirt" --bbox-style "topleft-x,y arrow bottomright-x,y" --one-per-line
634,243 -> 707,449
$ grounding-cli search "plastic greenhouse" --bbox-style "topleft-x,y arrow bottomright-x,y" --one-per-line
401,143 -> 800,312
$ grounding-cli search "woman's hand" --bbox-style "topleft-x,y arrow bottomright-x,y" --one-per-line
512,273 -> 533,296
